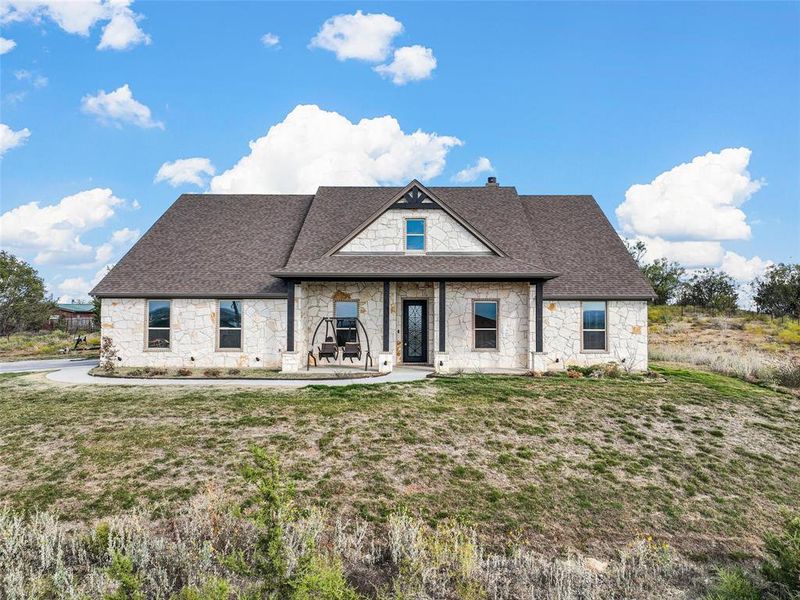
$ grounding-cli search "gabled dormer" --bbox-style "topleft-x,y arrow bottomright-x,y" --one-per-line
329,181 -> 503,257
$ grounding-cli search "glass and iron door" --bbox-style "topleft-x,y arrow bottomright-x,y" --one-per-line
402,300 -> 428,363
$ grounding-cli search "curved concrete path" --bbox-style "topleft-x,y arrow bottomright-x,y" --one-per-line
43,364 -> 432,387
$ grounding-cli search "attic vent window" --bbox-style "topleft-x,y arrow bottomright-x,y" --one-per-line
392,186 -> 441,209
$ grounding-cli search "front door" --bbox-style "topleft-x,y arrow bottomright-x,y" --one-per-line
402,300 -> 428,363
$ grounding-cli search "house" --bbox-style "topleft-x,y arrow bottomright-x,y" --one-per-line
51,303 -> 96,331
91,179 -> 654,374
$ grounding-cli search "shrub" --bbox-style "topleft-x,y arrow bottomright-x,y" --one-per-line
100,336 -> 118,372
176,368 -> 192,377
173,578 -> 231,600
203,368 -> 221,377
772,360 -> 800,389
761,516 -> 800,599
227,368 -> 241,376
567,369 -> 583,379
777,321 -> 800,345
704,568 -> 760,600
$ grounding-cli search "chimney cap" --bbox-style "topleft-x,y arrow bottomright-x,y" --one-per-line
486,176 -> 498,187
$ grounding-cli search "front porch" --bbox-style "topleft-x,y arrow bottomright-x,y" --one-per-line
280,279 -> 544,374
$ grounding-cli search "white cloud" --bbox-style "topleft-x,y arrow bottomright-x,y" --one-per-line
56,264 -> 113,302
0,0 -> 149,49
374,45 -> 436,85
97,4 -> 150,50
310,10 -> 402,62
14,69 -> 48,88
634,235 -> 725,268
209,104 -> 462,194
0,123 -> 31,156
452,156 -> 494,183
110,227 -> 139,245
721,251 -> 773,282
0,36 -> 15,54
81,84 -> 163,129
155,157 -> 216,187
617,147 -> 763,242
0,188 -> 128,264
261,32 -> 280,47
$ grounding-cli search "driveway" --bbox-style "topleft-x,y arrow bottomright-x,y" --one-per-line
0,357 -> 99,373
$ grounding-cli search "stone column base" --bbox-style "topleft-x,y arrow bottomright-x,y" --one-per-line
377,352 -> 394,373
434,352 -> 450,374
281,351 -> 301,373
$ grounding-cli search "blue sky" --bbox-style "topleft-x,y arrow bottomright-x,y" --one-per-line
1,1 -> 798,301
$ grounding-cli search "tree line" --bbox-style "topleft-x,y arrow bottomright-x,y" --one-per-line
626,240 -> 800,318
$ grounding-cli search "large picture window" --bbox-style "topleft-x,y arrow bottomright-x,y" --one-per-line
582,301 -> 607,351
219,300 -> 243,349
405,218 -> 425,251
473,300 -> 498,349
335,301 -> 358,347
147,300 -> 170,349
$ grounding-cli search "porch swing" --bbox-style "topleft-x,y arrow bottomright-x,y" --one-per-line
307,316 -> 373,371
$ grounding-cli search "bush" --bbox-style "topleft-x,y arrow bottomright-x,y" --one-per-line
704,568 -> 760,600
762,516 -> 800,599
777,321 -> 800,345
772,360 -> 800,389
203,368 -> 221,377
227,368 -> 241,376
176,368 -> 192,377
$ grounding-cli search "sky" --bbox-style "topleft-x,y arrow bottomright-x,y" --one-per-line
1,1 -> 798,303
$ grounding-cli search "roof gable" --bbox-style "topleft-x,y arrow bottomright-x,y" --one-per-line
324,181 -> 504,257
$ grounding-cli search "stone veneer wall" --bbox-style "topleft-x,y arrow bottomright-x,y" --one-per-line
301,282 -> 385,367
100,298 -> 286,368
338,209 -> 491,254
537,300 -> 648,371
443,282 -> 530,370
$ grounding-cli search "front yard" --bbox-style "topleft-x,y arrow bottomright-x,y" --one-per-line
1,365 -> 798,563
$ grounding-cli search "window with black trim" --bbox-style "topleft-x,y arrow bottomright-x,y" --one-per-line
582,301 -> 606,350
147,300 -> 170,349
473,301 -> 498,349
405,218 -> 425,251
219,300 -> 243,349
335,301 -> 358,347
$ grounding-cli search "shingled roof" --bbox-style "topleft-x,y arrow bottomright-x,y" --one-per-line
91,184 -> 654,300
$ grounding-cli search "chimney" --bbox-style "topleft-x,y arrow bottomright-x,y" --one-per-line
486,176 -> 498,187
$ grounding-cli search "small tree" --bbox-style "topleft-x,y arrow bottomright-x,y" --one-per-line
642,258 -> 685,305
678,268 -> 738,313
752,263 -> 800,319
0,251 -> 55,337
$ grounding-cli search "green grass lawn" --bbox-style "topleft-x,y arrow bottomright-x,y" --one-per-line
1,365 -> 798,562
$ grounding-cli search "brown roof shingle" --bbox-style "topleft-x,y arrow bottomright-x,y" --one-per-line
91,185 -> 654,300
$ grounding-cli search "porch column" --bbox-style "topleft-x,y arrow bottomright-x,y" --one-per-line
281,281 -> 301,372
434,280 -> 449,374
383,281 -> 390,352
535,280 -> 543,353
286,281 -> 295,352
378,280 -> 394,373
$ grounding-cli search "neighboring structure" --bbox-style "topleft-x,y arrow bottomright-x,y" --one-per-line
91,179 -> 654,373
51,303 -> 96,331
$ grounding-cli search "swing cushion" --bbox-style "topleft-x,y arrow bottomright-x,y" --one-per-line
342,342 -> 361,358
319,342 -> 338,358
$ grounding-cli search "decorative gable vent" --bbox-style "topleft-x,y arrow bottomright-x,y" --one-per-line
392,186 -> 441,210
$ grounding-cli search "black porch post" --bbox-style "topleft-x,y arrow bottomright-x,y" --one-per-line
383,281 -> 390,352
287,281 -> 295,352
439,281 -> 446,352
535,280 -> 543,353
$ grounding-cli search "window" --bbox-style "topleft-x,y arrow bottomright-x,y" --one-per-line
582,301 -> 607,351
147,300 -> 170,349
335,301 -> 358,347
219,300 -> 243,349
473,300 -> 498,349
405,218 -> 425,251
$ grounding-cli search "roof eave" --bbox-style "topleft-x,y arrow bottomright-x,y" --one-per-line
270,271 -> 559,281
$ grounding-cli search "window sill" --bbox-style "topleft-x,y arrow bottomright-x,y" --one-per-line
216,348 -> 243,353
581,349 -> 609,354
144,348 -> 171,353
472,347 -> 500,352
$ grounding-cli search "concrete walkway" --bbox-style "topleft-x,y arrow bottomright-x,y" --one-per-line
41,364 -> 432,387
0,357 -> 99,373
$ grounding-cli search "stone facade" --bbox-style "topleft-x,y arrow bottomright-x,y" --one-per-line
441,282 -> 530,371
100,293 -> 648,372
535,300 -> 648,372
338,209 -> 491,254
100,298 -> 286,369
